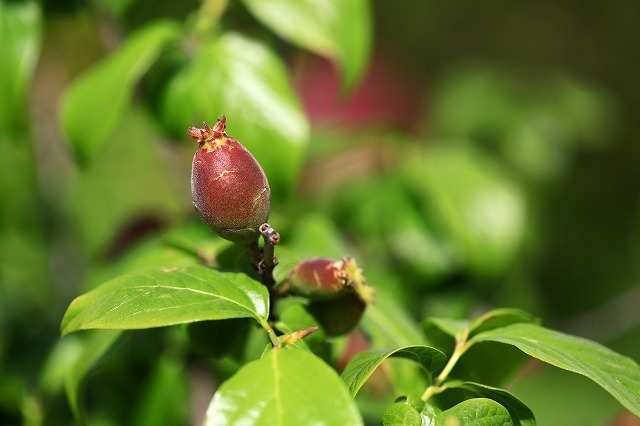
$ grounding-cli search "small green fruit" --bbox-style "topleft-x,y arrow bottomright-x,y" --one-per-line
190,116 -> 270,245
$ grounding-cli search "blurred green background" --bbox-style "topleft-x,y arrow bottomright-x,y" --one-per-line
1,0 -> 639,424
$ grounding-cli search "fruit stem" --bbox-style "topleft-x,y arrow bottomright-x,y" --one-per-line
259,223 -> 280,320
258,223 -> 280,289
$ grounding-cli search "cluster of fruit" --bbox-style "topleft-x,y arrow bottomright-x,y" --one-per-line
189,116 -> 375,341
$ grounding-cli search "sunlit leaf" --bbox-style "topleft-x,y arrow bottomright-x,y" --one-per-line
444,381 -> 535,426
436,398 -> 514,426
242,0 -> 371,88
161,32 -> 309,194
382,402 -> 422,426
62,20 -> 180,163
341,345 -> 447,398
206,347 -> 362,425
61,265 -> 269,335
423,310 -> 538,386
468,308 -> 539,338
472,323 -> 640,416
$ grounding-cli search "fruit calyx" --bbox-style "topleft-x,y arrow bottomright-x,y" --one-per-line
188,115 -> 231,151
188,115 -> 226,141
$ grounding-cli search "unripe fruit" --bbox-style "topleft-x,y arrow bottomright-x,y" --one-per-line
307,292 -> 366,337
281,256 -> 376,303
190,116 -> 270,244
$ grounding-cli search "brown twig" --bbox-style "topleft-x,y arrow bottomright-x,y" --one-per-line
258,223 -> 280,289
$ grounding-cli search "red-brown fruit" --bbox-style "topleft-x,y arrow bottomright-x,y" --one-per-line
281,256 -> 376,302
190,116 -> 270,244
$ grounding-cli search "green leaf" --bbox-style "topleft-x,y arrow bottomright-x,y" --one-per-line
161,32 -> 309,194
275,303 -> 327,355
241,0 -> 371,88
161,221 -> 233,265
458,342 -> 529,389
61,265 -> 269,335
510,363 -> 629,425
405,145 -> 526,277
341,345 -> 447,398
87,243 -> 199,288
382,403 -> 422,426
0,0 -> 41,131
131,355 -> 188,426
271,246 -> 302,285
62,330 -> 122,419
424,317 -> 468,341
468,308 -> 539,338
363,296 -> 427,348
445,381 -> 535,426
62,20 -> 180,163
288,212 -> 353,259
205,347 -> 362,425
342,176 -> 453,281
472,323 -> 640,416
436,398 -> 514,426
423,309 -> 538,385
65,108 -> 182,256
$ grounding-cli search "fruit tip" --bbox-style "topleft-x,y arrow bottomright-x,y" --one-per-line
213,115 -> 227,134
187,114 -> 228,142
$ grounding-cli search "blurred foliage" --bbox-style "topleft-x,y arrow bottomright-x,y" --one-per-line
1,0 -> 639,424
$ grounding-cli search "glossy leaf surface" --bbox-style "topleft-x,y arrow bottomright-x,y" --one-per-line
341,345 -> 447,398
61,266 -> 269,335
206,347 -> 362,425
423,308 -> 537,352
445,381 -> 535,426
242,0 -> 371,88
381,403 -> 422,426
472,323 -> 640,416
436,398 -> 514,426
468,308 -> 538,338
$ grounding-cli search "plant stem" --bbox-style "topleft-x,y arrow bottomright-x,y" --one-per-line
258,223 -> 280,290
421,330 -> 472,402
260,319 -> 281,349
258,223 -> 280,322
